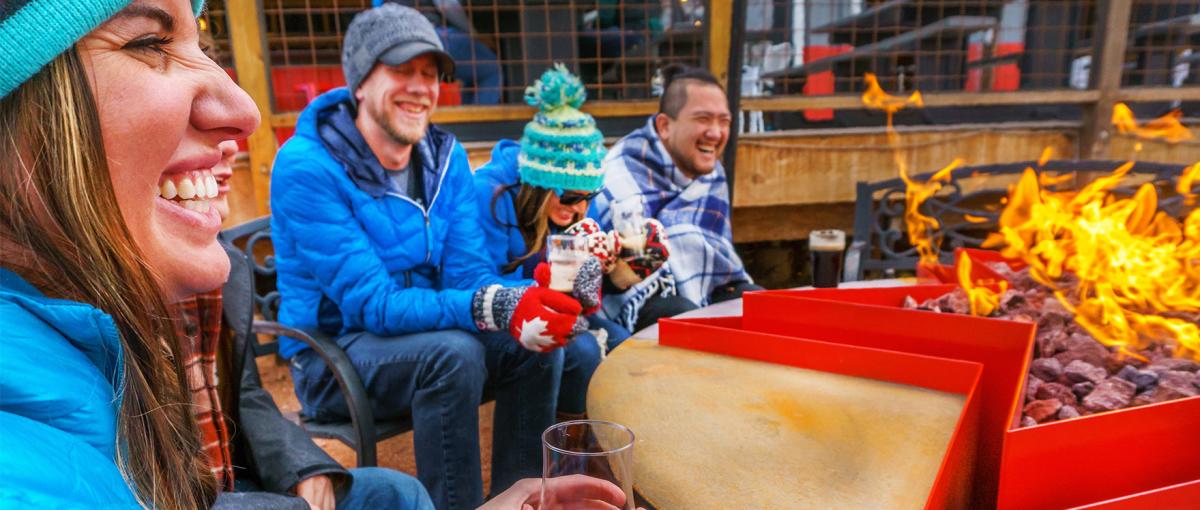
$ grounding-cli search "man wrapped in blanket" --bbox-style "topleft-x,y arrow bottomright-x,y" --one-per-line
590,64 -> 762,332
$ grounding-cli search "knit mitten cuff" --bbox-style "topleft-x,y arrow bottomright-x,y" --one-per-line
471,284 -> 524,332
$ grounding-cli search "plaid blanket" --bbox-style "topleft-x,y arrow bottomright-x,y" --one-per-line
593,116 -> 751,308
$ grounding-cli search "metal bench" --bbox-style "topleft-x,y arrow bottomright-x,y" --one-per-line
220,216 -> 411,467
844,159 -> 1191,281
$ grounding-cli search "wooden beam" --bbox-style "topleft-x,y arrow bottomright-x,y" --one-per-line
1080,0 -> 1133,159
706,0 -> 734,87
1116,87 -> 1200,103
270,100 -> 659,129
742,89 -> 1100,111
226,0 -> 275,216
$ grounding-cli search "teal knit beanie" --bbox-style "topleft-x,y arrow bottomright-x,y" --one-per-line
518,64 -> 607,194
0,0 -> 206,99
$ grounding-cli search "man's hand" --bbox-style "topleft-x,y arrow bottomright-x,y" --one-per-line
479,475 -> 639,510
624,219 -> 670,280
292,475 -> 335,510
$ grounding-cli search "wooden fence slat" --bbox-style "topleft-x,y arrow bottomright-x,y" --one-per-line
227,0 -> 276,216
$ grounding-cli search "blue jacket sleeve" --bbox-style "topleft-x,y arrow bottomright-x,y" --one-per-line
272,148 -> 477,335
440,143 -> 522,290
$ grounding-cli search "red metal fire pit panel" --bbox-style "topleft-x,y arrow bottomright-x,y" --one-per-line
752,286 -> 1200,509
1069,479 -> 1200,509
659,317 -> 985,510
740,288 -> 1035,508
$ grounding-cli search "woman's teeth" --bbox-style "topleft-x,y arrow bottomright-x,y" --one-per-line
160,171 -> 218,213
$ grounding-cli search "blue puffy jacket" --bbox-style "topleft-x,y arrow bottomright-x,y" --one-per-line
472,140 -> 541,282
271,88 -> 509,359
0,269 -> 140,508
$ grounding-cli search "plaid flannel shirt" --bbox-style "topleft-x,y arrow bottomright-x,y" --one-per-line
173,289 -> 235,491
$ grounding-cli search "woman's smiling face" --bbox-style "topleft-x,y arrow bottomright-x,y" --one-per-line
77,0 -> 259,301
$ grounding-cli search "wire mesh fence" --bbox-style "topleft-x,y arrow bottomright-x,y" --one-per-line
202,0 -> 1197,119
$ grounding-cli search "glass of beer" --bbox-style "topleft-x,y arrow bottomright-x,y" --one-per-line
547,235 -> 589,293
809,229 -> 846,288
611,198 -> 646,259
542,420 -> 635,510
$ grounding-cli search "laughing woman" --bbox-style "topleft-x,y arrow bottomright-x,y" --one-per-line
0,1 -> 258,507
473,65 -> 632,420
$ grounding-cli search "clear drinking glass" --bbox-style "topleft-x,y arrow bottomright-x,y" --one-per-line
542,420 -> 636,510
546,234 -> 589,293
611,198 -> 646,259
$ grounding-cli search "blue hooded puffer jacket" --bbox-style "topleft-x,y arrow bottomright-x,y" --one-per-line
0,269 -> 140,507
472,140 -> 542,282
271,88 -> 510,359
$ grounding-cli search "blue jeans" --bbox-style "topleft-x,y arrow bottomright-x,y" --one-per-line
558,317 -> 631,415
290,329 -> 562,510
215,468 -> 433,509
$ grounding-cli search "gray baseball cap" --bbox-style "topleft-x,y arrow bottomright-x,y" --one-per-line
342,3 -> 456,103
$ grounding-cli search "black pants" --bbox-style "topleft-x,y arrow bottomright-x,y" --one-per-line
710,280 -> 765,304
633,280 -> 763,331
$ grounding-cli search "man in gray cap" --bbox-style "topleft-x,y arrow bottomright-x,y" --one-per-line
269,4 -> 586,509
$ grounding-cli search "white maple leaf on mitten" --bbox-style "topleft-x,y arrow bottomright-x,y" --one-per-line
517,317 -> 558,352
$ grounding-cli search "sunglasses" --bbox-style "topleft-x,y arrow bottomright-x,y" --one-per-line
558,190 -> 600,206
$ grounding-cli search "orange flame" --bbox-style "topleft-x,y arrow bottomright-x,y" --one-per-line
862,73 -> 950,267
1112,103 -> 1194,144
985,165 -> 1200,360
861,73 -> 923,114
1038,147 -> 1055,167
957,252 -> 1007,316
1180,162 -> 1198,206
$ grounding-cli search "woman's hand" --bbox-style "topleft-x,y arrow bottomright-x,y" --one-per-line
292,475 -> 335,510
564,219 -> 621,274
479,475 -> 638,510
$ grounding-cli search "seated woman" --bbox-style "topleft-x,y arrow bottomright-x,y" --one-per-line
473,65 -> 632,420
0,2 -> 630,507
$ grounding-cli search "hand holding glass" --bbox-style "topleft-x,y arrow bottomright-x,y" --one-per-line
542,420 -> 636,510
546,235 -> 589,293
612,199 -> 646,258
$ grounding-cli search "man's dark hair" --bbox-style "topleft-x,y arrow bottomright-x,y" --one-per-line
658,64 -> 724,118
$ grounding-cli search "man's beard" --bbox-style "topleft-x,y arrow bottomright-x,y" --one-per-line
374,107 -> 426,146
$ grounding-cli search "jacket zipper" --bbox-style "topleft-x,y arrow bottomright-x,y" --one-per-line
384,150 -> 452,265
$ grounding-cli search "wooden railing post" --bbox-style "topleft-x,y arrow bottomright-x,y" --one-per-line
706,0 -> 734,88
1079,0 -> 1133,159
227,0 -> 277,216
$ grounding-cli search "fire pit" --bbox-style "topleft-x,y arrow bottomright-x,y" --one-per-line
909,251 -> 1200,426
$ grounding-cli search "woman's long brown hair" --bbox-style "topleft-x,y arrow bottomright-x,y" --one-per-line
492,183 -> 585,274
0,49 -> 217,509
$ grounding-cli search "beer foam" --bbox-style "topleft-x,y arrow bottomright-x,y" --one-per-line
809,229 -> 846,251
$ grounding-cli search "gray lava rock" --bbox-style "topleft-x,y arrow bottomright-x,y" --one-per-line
1151,358 -> 1199,373
1030,358 -> 1064,382
1036,382 -> 1078,406
1072,381 -> 1096,401
1054,333 -> 1111,370
1157,371 -> 1199,399
1063,360 -> 1107,385
1082,378 -> 1137,413
1057,405 -> 1081,420
1024,399 -> 1063,423
1117,365 -> 1159,392
1025,376 -> 1043,403
1020,416 -> 1038,428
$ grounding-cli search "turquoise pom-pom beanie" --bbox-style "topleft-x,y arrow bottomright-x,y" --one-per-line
518,63 -> 608,194
0,0 -> 206,99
